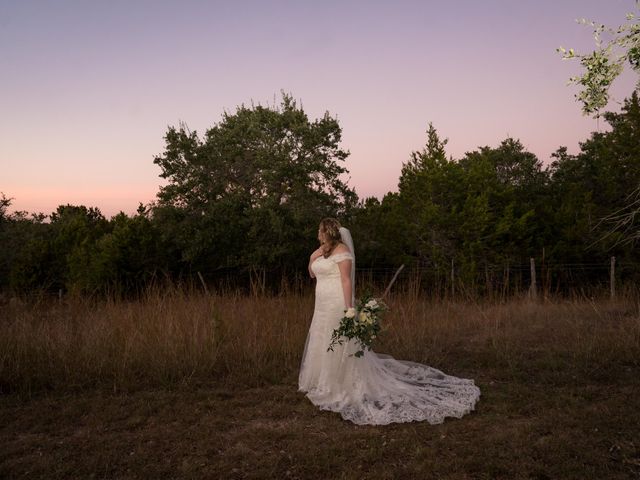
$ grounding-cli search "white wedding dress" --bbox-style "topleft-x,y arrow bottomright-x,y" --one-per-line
298,230 -> 481,425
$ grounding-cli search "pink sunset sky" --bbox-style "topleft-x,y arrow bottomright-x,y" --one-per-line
2,0 -> 638,218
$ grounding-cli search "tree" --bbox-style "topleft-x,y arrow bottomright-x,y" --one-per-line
0,193 -> 12,224
8,204 -> 110,293
0,194 -> 49,293
390,126 -> 550,292
152,92 -> 357,276
550,91 -> 640,249
558,5 -> 640,248
350,193 -> 410,269
397,124 -> 461,263
558,2 -> 640,116
84,209 -> 166,296
458,139 -> 548,271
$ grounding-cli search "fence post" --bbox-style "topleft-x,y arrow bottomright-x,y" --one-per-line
451,258 -> 455,299
610,256 -> 616,300
503,261 -> 510,300
529,258 -> 537,300
197,271 -> 210,295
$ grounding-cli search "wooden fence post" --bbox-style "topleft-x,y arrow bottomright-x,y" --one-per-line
197,271 -> 210,295
529,258 -> 537,300
451,258 -> 455,299
610,256 -> 616,300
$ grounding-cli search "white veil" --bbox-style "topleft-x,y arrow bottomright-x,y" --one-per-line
339,226 -> 356,306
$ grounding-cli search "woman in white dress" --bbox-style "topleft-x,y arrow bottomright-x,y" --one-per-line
298,218 -> 481,425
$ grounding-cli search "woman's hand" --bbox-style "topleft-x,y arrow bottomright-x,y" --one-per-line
344,306 -> 356,318
310,247 -> 324,261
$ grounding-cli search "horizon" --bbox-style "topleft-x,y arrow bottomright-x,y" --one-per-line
2,0 -> 638,218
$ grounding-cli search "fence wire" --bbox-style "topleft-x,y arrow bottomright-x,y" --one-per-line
3,258 -> 639,301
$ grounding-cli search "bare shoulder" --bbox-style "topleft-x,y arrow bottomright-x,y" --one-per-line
332,242 -> 350,255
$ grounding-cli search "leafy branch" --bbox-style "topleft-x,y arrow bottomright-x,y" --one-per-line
558,2 -> 640,116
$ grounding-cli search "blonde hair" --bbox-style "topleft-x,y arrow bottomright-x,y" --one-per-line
319,218 -> 342,257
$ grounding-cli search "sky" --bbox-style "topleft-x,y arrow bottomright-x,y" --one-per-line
1,0 -> 638,217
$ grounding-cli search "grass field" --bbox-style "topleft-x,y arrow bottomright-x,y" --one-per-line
1,288 -> 640,479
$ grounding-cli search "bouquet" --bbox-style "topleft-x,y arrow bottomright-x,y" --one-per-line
327,294 -> 388,358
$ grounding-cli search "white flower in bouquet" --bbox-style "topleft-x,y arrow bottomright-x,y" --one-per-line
328,294 -> 388,358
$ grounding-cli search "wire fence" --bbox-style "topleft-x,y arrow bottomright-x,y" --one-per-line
3,258 -> 639,303
195,257 -> 640,300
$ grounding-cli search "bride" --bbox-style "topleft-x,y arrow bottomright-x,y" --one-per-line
298,218 -> 481,425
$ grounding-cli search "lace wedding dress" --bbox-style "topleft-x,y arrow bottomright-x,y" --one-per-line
298,229 -> 481,425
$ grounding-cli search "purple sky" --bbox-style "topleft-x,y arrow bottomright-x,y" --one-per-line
2,0 -> 638,217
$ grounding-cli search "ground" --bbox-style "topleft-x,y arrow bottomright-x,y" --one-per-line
2,374 -> 639,479
2,293 -> 639,479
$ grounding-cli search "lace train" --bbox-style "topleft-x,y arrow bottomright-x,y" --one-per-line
302,351 -> 480,425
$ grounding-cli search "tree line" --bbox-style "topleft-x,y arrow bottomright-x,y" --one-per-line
2,91 -> 640,297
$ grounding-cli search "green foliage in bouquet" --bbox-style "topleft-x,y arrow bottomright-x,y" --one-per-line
327,294 -> 388,358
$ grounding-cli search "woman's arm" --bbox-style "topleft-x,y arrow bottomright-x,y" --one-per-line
337,259 -> 353,309
308,248 -> 323,278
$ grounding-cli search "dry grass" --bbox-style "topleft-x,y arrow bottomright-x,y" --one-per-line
2,287 -> 639,393
0,286 -> 315,394
1,288 -> 640,478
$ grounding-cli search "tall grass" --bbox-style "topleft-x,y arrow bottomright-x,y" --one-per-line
1,284 -> 639,396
